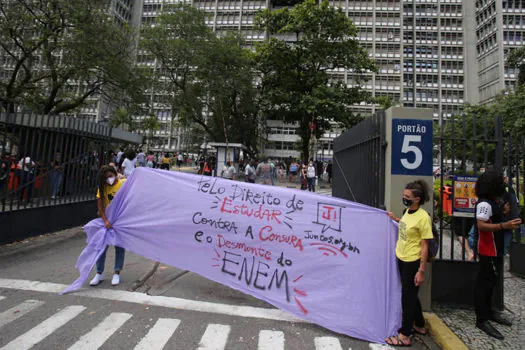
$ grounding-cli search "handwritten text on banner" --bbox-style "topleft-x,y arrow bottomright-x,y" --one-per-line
62,168 -> 401,343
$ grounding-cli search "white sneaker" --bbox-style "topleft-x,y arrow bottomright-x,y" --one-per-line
111,274 -> 120,286
90,273 -> 104,286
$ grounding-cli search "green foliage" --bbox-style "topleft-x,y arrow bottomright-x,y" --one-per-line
142,115 -> 160,132
255,0 -> 377,160
198,34 -> 262,156
437,86 -> 525,171
374,95 -> 397,110
437,104 -> 498,170
141,3 -> 211,130
0,0 -> 141,114
507,46 -> 525,87
493,86 -> 525,137
141,5 -> 262,156
111,108 -> 135,130
433,178 -> 453,223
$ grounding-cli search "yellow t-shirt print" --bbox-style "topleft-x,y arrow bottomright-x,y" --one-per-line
96,179 -> 125,208
395,208 -> 433,262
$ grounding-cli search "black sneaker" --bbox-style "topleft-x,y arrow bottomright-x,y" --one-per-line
476,321 -> 504,340
491,313 -> 513,326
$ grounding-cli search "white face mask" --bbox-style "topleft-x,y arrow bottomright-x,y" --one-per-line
107,177 -> 116,185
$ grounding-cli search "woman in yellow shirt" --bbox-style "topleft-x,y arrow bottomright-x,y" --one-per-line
161,153 -> 171,170
386,180 -> 433,347
90,165 -> 126,287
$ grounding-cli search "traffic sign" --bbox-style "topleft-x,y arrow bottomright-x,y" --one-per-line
391,118 -> 433,176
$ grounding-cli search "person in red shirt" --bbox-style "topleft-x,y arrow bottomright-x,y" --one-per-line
474,170 -> 521,340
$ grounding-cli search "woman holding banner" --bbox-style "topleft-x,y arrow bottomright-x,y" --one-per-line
89,165 -> 126,287
386,180 -> 432,347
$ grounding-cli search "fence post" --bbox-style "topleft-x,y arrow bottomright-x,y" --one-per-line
383,107 -> 434,311
493,116 -> 505,311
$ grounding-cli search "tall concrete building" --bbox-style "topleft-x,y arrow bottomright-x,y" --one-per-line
266,0 -> 467,160
139,0 -> 267,151
77,0 -> 144,122
135,0 -> 523,157
402,0 -> 467,119
476,0 -> 525,104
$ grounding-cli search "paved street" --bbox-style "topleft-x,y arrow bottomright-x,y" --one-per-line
0,226 -> 438,350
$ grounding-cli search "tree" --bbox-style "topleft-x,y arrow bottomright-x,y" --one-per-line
198,34 -> 262,157
141,4 -> 212,149
437,105 -> 497,171
493,86 -> 525,136
140,115 -> 160,151
111,107 -> 135,130
0,0 -> 140,114
141,5 -> 262,156
438,87 -> 525,171
507,46 -> 525,87
255,0 -> 377,160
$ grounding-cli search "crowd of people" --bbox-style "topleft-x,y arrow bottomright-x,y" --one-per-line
0,150 -> 100,204
197,155 -> 333,192
109,148 -> 196,173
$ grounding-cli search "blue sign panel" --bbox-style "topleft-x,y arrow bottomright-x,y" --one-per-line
391,119 -> 433,176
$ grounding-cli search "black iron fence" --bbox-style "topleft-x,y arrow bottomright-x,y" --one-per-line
0,111 -> 142,214
332,110 -> 386,208
434,114 -> 503,262
432,112 -> 525,306
433,113 -> 525,261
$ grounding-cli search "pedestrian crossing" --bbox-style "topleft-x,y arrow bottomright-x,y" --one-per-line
0,297 -> 363,350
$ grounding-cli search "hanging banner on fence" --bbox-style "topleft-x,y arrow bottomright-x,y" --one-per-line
452,175 -> 478,217
62,168 -> 401,343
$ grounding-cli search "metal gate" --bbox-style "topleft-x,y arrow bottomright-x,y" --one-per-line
0,111 -> 142,244
332,110 -> 386,208
433,113 -> 525,306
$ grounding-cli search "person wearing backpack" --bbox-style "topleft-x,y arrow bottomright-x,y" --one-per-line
306,158 -> 316,192
385,180 -> 432,347
473,170 -> 521,340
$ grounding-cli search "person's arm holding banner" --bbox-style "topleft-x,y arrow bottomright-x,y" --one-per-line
387,211 -> 400,223
97,196 -> 112,229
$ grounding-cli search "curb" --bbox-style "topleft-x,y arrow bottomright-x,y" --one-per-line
0,227 -> 84,257
424,312 -> 469,350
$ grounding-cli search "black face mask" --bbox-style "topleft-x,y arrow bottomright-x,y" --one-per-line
403,198 -> 413,207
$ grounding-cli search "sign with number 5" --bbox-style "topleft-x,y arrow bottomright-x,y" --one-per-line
391,119 -> 433,176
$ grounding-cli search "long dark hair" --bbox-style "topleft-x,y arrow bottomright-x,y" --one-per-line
98,165 -> 117,210
406,180 -> 430,205
124,149 -> 136,161
475,169 -> 505,199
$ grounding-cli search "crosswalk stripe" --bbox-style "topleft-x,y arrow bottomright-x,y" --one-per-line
1,305 -> 86,350
369,344 -> 395,350
0,296 -> 5,302
0,300 -> 45,329
258,330 -> 284,350
68,312 -> 132,350
197,324 -> 231,350
314,336 -> 343,350
134,318 -> 181,350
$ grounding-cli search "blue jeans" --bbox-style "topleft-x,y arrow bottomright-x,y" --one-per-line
96,246 -> 125,274
50,171 -> 63,197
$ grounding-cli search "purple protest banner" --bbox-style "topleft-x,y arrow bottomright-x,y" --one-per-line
62,168 -> 401,343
